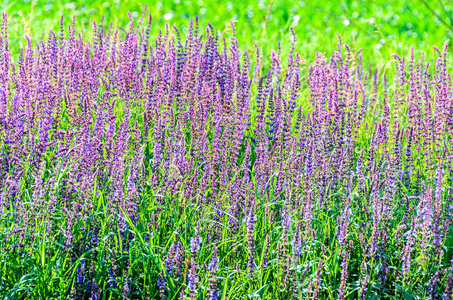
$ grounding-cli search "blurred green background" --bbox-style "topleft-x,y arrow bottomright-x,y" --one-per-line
2,0 -> 453,63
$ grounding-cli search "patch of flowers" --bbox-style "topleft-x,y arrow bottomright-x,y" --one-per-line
0,12 -> 453,299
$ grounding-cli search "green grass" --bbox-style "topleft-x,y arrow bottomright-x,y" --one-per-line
3,0 -> 453,63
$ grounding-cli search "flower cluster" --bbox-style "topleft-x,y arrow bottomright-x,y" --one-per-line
0,12 -> 452,299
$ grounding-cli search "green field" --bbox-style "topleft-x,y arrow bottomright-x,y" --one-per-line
3,0 -> 453,61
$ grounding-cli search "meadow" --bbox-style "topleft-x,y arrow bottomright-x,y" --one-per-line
1,0 -> 453,299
